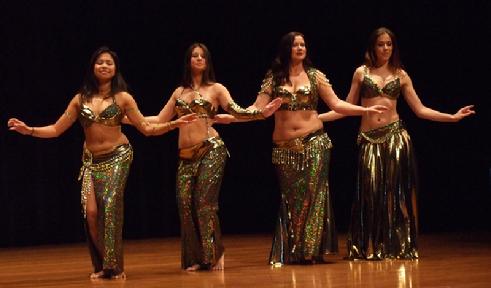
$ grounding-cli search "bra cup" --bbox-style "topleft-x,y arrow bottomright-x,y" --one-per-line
361,75 -> 400,100
78,102 -> 123,127
275,86 -> 314,110
175,98 -> 216,118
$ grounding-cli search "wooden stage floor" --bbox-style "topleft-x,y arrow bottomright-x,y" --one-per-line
1,233 -> 490,287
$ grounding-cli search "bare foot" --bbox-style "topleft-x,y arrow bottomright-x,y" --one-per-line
90,271 -> 126,280
111,272 -> 126,280
212,254 -> 224,270
89,271 -> 104,280
186,264 -> 201,272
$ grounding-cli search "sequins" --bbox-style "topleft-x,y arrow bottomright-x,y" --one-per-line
176,137 -> 228,269
273,130 -> 332,170
270,132 -> 338,265
259,68 -> 328,111
80,144 -> 133,273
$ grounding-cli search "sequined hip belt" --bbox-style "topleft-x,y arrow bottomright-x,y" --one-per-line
78,144 -> 133,218
179,136 -> 225,162
357,120 -> 404,144
78,144 -> 133,180
272,129 -> 332,170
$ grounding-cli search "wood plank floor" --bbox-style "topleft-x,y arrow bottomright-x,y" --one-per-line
1,233 -> 490,287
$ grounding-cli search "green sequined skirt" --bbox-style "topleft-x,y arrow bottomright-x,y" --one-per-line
270,130 -> 338,265
348,120 -> 418,260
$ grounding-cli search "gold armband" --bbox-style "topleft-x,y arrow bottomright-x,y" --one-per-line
168,120 -> 177,130
226,101 -> 264,120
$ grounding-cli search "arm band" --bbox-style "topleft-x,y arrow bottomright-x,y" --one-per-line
225,101 -> 264,120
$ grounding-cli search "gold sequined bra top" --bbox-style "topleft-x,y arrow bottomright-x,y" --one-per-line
259,68 -> 329,111
78,95 -> 124,127
175,91 -> 217,119
360,65 -> 401,100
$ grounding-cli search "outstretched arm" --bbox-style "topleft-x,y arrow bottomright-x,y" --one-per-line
401,71 -> 475,122
147,87 -> 181,124
317,70 -> 387,116
122,88 -> 180,125
215,83 -> 281,123
120,92 -> 196,136
214,83 -> 281,124
318,68 -> 363,122
8,95 -> 79,138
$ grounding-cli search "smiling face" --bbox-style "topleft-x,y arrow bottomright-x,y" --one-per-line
374,32 -> 393,65
190,46 -> 207,73
93,52 -> 116,81
290,35 -> 307,63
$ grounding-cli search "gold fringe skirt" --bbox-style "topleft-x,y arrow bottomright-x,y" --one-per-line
348,120 -> 418,260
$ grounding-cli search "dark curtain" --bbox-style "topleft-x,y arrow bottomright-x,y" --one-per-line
1,0 -> 490,247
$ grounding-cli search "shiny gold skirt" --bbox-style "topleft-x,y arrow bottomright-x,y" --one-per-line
79,144 -> 133,275
176,137 -> 228,270
348,120 -> 418,260
270,130 -> 338,265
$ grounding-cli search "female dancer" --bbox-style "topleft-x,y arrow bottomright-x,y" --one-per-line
138,43 -> 281,271
8,46 -> 196,279
245,32 -> 387,265
319,27 -> 475,260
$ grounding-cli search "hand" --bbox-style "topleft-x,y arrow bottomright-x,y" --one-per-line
365,104 -> 388,114
7,118 -> 32,135
261,98 -> 282,118
173,113 -> 198,128
213,114 -> 236,124
452,105 -> 475,121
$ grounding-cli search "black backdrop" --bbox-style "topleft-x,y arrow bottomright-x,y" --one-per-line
1,0 -> 490,247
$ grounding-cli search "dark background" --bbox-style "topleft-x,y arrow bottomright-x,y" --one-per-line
1,0 -> 490,247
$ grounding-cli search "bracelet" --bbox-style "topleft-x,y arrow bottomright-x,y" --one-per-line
30,127 -> 35,136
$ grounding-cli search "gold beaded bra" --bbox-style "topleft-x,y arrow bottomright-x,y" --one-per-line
175,89 -> 217,118
78,95 -> 124,127
360,65 -> 401,100
259,68 -> 329,111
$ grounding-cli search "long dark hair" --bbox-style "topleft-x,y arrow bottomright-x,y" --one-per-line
364,27 -> 403,71
271,31 -> 313,85
79,46 -> 128,101
181,43 -> 216,88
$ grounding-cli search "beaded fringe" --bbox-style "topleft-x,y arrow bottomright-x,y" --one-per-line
272,133 -> 332,170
